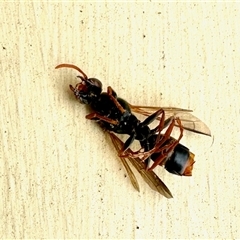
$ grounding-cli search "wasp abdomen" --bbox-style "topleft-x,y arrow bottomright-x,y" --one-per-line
165,144 -> 195,176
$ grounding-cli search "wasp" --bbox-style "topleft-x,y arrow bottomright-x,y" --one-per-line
56,64 -> 211,198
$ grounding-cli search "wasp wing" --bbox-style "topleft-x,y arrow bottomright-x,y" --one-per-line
129,104 -> 211,136
109,132 -> 140,192
108,132 -> 173,198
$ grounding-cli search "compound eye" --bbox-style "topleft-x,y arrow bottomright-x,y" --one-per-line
88,78 -> 102,89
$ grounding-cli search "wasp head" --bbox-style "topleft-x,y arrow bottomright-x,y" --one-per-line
69,77 -> 102,105
55,64 -> 102,105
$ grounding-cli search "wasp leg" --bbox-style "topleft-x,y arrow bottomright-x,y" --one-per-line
107,86 -> 126,114
141,108 -> 165,127
121,133 -> 137,152
147,118 -> 184,171
149,117 -> 183,158
85,112 -> 118,125
141,109 -> 175,144
119,109 -> 165,158
119,118 -> 183,164
154,116 -> 177,147
119,109 -> 165,157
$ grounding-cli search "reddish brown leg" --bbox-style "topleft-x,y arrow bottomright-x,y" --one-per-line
153,117 -> 180,150
142,108 -> 165,128
147,118 -> 184,171
86,112 -> 118,125
119,118 -> 183,165
119,109 -> 165,157
120,117 -> 177,158
107,86 -> 126,114
119,108 -> 166,157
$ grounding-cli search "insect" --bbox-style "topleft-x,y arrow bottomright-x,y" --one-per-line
56,63 -> 211,198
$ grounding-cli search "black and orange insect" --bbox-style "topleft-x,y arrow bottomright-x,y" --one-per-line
56,64 -> 211,198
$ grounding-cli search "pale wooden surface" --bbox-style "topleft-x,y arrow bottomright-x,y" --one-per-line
0,2 -> 240,239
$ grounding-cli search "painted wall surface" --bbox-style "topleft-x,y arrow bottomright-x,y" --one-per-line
0,2 -> 239,239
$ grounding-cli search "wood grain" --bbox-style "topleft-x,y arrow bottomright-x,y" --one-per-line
0,2 -> 239,239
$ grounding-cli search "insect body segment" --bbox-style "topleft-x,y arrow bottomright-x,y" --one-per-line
56,63 -> 210,197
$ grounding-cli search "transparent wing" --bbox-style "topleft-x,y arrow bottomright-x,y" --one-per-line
129,104 -> 211,137
108,132 -> 173,198
109,132 -> 140,192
